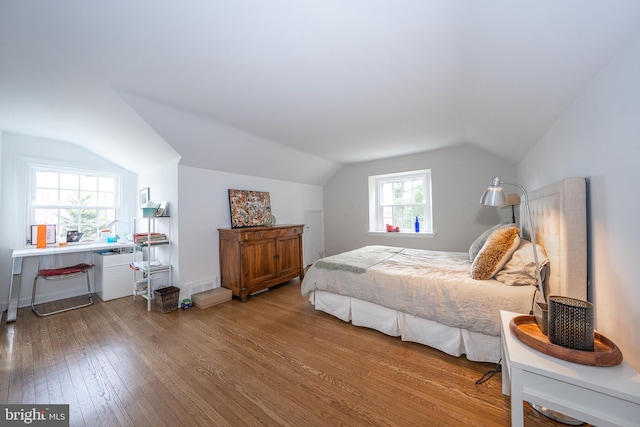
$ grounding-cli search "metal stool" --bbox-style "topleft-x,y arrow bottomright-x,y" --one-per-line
31,263 -> 94,317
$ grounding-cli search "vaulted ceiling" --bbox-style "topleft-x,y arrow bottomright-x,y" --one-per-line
2,1 -> 640,185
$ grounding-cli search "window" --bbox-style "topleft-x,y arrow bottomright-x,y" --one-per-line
29,165 -> 120,243
368,169 -> 432,233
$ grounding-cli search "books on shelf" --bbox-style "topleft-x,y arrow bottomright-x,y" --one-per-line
130,260 -> 169,271
133,232 -> 168,245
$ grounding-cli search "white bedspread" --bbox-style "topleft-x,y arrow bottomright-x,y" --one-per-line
301,246 -> 535,336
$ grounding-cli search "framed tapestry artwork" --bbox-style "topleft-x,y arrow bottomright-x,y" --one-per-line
228,189 -> 272,228
139,187 -> 150,208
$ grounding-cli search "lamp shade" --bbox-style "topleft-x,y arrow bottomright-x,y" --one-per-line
480,177 -> 506,206
504,193 -> 521,206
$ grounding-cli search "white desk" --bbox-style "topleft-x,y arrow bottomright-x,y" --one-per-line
5,242 -> 135,322
500,310 -> 640,427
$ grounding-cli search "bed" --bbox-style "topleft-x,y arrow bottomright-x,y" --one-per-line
301,178 -> 587,363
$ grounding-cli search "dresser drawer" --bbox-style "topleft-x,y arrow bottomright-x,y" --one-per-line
279,226 -> 302,236
241,226 -> 302,241
242,229 -> 281,241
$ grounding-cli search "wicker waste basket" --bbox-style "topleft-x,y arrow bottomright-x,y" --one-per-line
154,286 -> 180,313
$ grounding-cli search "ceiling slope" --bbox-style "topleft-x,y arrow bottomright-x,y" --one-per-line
119,91 -> 341,185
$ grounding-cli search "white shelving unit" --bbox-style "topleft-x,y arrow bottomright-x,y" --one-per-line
132,216 -> 172,311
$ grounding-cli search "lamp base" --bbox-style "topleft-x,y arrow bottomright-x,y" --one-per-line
529,403 -> 584,425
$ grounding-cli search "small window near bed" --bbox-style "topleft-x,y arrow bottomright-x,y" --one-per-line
368,169 -> 433,234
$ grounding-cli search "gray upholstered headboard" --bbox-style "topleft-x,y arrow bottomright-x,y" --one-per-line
521,177 -> 587,301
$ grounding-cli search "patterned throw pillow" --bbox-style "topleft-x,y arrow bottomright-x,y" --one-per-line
471,226 -> 521,280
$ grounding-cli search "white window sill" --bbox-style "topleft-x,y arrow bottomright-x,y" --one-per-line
368,231 -> 436,238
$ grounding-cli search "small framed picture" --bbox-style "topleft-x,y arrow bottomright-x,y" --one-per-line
156,201 -> 168,217
139,187 -> 150,207
30,225 -> 57,245
66,230 -> 84,243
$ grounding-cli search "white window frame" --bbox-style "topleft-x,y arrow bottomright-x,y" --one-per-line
368,169 -> 434,237
27,162 -> 122,245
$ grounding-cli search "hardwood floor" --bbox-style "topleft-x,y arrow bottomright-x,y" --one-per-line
1,281 -> 572,426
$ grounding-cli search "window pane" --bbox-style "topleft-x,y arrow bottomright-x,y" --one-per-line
80,208 -> 98,238
35,171 -> 58,188
80,175 -> 97,191
99,176 -> 115,192
97,192 -> 115,206
60,173 -> 79,190
96,210 -> 111,227
393,183 -> 403,204
404,207 -> 424,227
80,191 -> 97,206
381,183 -> 393,205
59,189 -> 79,205
402,181 -> 413,204
392,206 -> 403,226
413,179 -> 424,203
382,206 -> 393,226
101,210 -> 116,228
59,209 -> 79,231
34,208 -> 59,225
35,188 -> 58,205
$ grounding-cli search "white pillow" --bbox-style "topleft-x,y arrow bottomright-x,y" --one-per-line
495,240 -> 549,286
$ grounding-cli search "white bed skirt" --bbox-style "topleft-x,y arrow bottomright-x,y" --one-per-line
309,291 -> 500,364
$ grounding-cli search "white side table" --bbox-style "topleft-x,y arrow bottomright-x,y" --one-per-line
500,310 -> 640,427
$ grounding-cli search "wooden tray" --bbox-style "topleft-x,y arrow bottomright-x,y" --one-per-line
509,315 -> 623,367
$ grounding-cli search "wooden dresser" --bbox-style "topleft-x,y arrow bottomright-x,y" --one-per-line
218,224 -> 304,302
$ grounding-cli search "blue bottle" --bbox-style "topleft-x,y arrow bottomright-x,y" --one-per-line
415,216 -> 420,233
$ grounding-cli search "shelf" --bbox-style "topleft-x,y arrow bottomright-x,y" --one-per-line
132,264 -> 170,273
135,290 -> 154,301
135,240 -> 170,247
132,216 -> 173,311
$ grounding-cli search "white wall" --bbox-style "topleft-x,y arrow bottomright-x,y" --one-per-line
176,165 -> 323,297
519,31 -> 640,371
323,144 -> 517,256
0,131 -> 137,309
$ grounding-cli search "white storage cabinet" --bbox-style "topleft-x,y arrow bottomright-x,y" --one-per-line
94,250 -> 141,301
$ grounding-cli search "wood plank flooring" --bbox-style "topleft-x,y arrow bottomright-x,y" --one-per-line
1,280 -> 574,426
